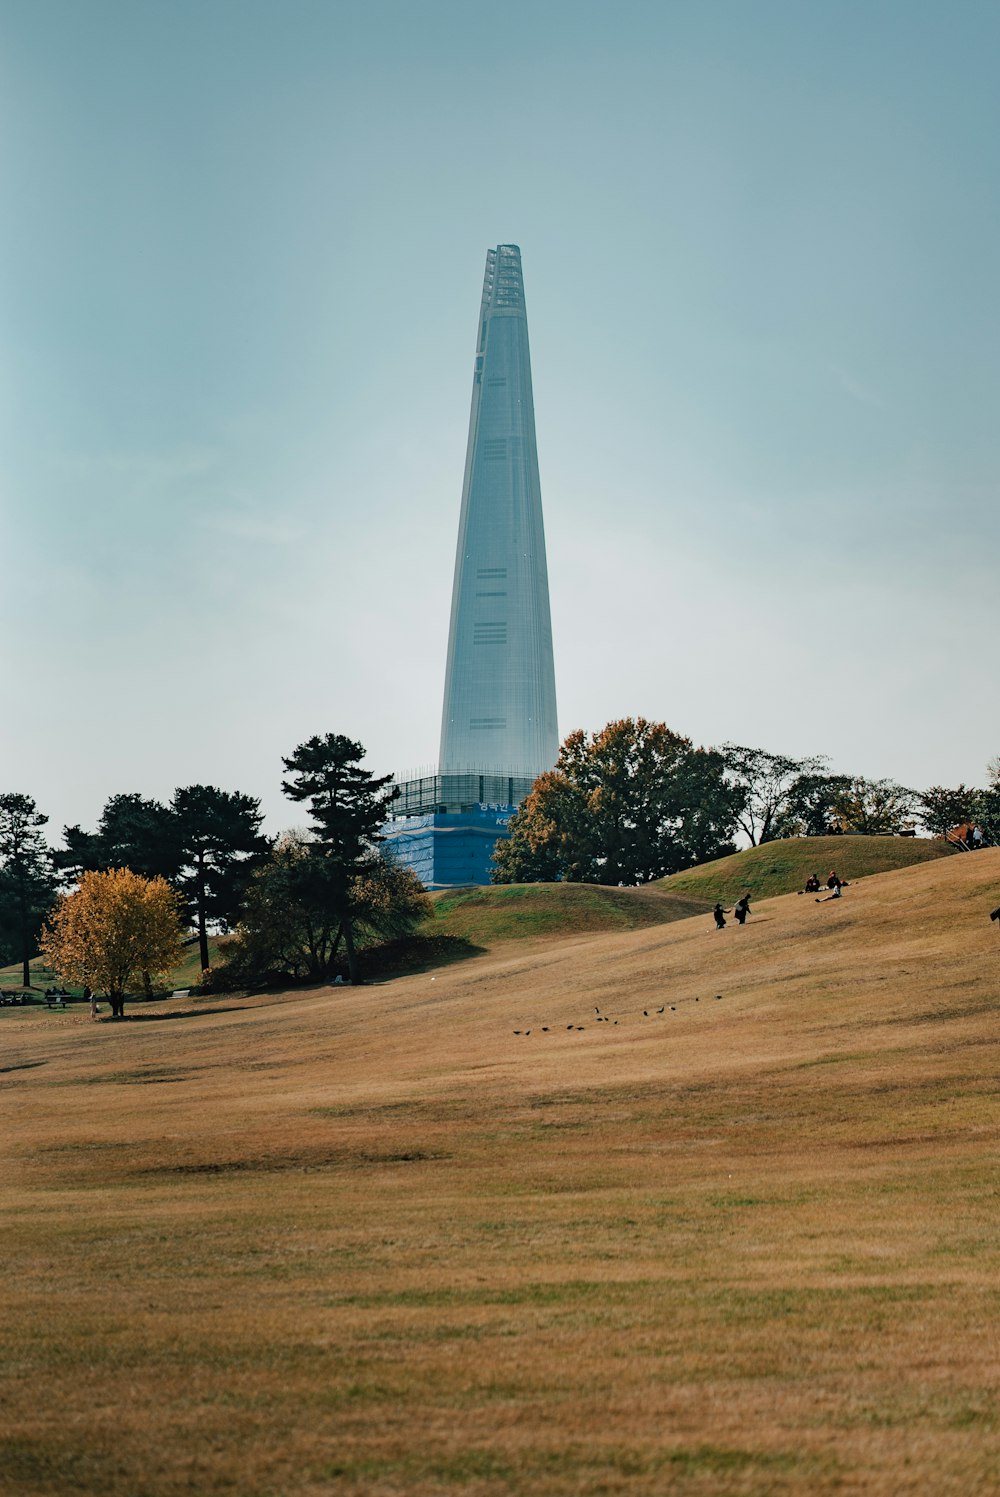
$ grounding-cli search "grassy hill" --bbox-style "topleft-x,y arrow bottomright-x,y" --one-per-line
661,832 -> 955,905
2,849 -> 1000,1495
424,879 -> 710,947
416,838 -> 956,955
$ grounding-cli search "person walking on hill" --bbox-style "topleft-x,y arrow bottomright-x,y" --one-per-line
713,902 -> 729,930
733,894 -> 751,925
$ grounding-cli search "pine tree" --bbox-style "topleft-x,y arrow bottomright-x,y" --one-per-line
58,794 -> 177,883
280,734 -> 398,983
170,785 -> 270,973
0,794 -> 57,988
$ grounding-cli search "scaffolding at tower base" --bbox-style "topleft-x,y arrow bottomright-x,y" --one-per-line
385,771 -> 537,821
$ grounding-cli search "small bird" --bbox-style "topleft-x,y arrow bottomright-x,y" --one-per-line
542,1026 -> 549,1031
595,1006 -> 601,1014
567,1024 -> 574,1030
670,1005 -> 676,1011
695,997 -> 699,1002
715,994 -> 722,1001
525,1029 -> 531,1035
576,1026 -> 584,1031
643,1009 -> 649,1016
513,1030 -> 521,1035
657,1006 -> 664,1014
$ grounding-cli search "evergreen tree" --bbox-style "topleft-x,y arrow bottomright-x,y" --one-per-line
58,794 -> 177,882
280,734 -> 399,983
170,785 -> 270,973
0,793 -> 58,988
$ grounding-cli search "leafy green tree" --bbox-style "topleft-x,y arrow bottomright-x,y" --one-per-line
493,719 -> 741,885
774,772 -> 854,837
833,777 -> 916,835
170,785 -> 270,973
350,858 -> 432,946
0,793 -> 57,988
217,833 -> 428,988
720,744 -> 826,845
917,785 -> 980,840
493,771 -> 585,884
280,734 -> 399,983
218,834 -> 339,985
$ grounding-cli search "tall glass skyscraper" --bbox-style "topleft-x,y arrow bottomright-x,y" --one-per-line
439,245 -> 559,779
383,245 -> 558,887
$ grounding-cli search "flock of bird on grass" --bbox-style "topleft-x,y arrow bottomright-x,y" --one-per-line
513,997 -> 724,1036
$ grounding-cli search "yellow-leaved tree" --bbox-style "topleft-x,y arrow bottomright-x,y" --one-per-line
41,868 -> 184,1019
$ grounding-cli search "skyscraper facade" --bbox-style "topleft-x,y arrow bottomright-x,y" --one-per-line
439,244 -> 559,779
382,245 -> 558,887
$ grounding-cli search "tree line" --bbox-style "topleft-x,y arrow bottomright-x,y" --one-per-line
0,735 -> 427,1011
2,723 -> 997,999
492,722 -> 1000,885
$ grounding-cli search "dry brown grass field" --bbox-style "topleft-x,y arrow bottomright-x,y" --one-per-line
3,850 -> 1000,1496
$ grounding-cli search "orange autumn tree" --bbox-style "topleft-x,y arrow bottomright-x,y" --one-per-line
41,868 -> 184,1019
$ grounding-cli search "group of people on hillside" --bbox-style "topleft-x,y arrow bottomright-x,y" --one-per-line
712,870 -> 854,930
803,870 -> 849,900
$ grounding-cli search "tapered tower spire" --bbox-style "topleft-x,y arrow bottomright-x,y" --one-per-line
439,245 -> 558,778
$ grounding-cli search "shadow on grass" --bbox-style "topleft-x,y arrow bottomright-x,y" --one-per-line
99,1006 -> 245,1023
359,934 -> 487,981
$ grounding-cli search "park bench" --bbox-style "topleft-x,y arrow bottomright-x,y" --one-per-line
44,994 -> 68,1009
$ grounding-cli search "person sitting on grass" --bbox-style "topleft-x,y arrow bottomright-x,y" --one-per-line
804,873 -> 821,893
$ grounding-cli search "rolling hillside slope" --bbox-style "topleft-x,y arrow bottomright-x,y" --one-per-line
661,832 -> 955,904
2,849 -> 999,1496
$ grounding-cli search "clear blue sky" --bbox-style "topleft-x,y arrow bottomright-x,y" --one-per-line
2,0 -> 998,838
